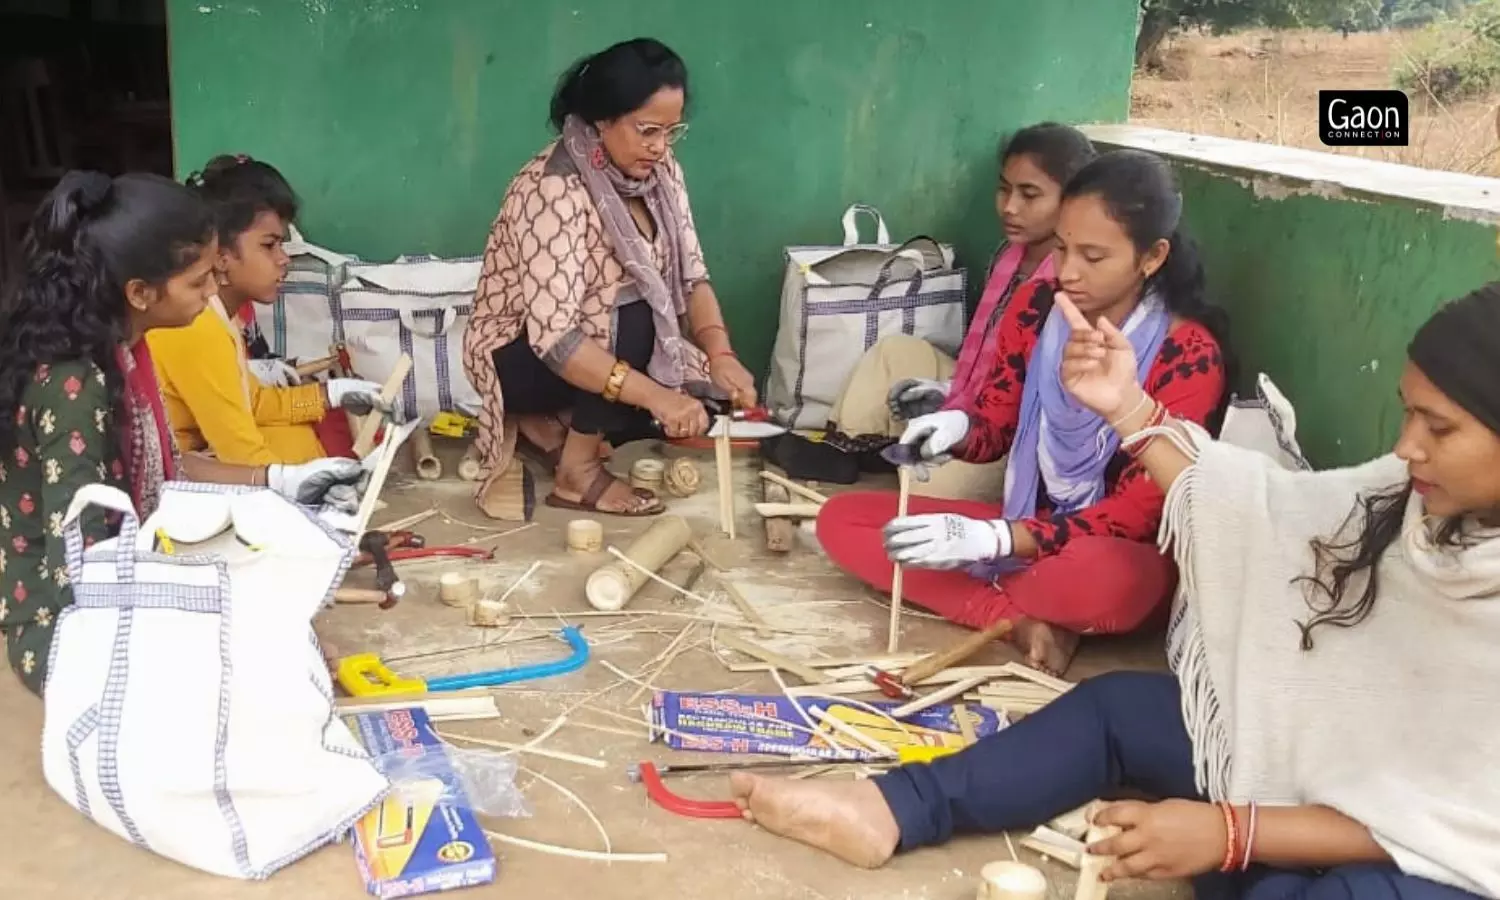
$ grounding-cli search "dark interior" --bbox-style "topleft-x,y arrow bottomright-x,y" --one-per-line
0,0 -> 171,285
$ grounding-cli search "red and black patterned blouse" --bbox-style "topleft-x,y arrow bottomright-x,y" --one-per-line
957,281 -> 1227,559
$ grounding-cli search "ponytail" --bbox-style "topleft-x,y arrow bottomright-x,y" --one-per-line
1,172 -> 124,452
1155,229 -> 1237,390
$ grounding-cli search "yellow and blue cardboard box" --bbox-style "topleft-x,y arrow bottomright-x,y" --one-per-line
343,707 -> 497,898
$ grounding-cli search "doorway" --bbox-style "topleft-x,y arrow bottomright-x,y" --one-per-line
0,0 -> 172,285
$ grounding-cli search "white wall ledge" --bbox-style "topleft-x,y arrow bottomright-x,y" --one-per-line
1079,124 -> 1500,225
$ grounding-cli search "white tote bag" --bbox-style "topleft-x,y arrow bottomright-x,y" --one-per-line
41,482 -> 388,880
338,255 -> 484,420
764,205 -> 967,430
1217,373 -> 1310,470
259,226 -> 354,362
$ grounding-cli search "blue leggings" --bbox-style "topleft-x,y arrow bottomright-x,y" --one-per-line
874,672 -> 1477,900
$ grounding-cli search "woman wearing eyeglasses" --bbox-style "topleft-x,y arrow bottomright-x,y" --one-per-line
463,38 -> 756,520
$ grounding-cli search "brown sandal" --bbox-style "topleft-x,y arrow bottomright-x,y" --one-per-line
515,434 -> 563,472
545,468 -> 664,517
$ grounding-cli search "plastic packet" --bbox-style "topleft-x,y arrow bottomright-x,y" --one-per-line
375,745 -> 531,819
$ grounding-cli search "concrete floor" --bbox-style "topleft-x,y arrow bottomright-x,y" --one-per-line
0,439 -> 1188,900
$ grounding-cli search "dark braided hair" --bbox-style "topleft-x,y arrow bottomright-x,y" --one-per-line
0,172 -> 214,454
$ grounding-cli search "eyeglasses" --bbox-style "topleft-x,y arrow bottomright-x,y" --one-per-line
635,121 -> 690,146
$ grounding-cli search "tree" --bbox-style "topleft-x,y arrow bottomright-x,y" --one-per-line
1135,0 -> 1374,66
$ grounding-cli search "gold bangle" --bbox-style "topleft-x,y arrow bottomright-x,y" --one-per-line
602,360 -> 630,403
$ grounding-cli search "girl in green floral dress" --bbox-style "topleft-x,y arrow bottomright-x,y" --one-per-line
0,172 -> 372,695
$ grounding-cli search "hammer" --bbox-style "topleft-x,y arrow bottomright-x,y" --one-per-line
870,618 -> 1016,700
357,530 -> 406,609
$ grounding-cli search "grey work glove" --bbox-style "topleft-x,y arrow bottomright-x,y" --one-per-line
883,514 -> 1012,570
895,409 -> 970,464
248,358 -> 302,387
887,378 -> 951,420
267,457 -> 370,514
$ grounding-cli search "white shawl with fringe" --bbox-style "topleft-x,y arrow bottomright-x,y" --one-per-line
1162,425 -> 1500,897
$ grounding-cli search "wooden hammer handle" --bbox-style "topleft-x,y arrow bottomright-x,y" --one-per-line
901,618 -> 1014,686
334,587 -> 388,604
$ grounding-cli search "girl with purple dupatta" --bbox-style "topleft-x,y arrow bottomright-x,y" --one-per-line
817,150 -> 1233,674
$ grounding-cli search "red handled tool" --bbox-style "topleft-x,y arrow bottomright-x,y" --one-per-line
632,762 -> 742,819
866,665 -> 915,700
348,531 -> 495,609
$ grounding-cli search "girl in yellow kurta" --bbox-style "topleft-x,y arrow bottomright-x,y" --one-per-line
149,156 -> 379,466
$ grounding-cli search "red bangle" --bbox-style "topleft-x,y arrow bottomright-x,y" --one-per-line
1218,803 -> 1240,873
1124,401 -> 1168,458
710,348 -> 737,361
694,323 -> 728,341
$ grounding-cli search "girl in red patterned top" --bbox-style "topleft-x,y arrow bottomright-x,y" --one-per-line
816,149 -> 1231,674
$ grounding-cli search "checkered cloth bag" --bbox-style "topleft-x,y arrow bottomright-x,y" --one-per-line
764,205 -> 967,430
338,255 -> 484,420
40,482 -> 387,879
258,226 -> 354,363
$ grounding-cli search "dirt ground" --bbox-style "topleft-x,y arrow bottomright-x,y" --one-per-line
0,438 -> 1187,900
1132,28 -> 1500,176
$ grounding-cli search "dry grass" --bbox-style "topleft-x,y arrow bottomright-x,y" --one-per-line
1131,28 -> 1500,176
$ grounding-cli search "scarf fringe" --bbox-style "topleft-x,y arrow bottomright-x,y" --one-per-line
1151,425 -> 1233,801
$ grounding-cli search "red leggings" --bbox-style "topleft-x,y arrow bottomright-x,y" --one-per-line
816,492 -> 1174,634
313,412 -> 357,459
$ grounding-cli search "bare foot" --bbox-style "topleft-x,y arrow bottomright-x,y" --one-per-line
1009,618 -> 1080,676
553,462 -> 659,514
729,772 -> 900,868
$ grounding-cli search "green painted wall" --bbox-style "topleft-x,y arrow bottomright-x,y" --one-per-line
166,0 -> 1137,375
1168,164 -> 1499,467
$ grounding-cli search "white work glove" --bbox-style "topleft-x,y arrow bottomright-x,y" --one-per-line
267,457 -> 369,514
883,514 -> 1013,570
248,358 -> 301,387
887,378 -> 951,420
326,378 -> 389,415
896,409 -> 970,463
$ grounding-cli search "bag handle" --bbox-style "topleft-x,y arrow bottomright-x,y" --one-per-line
283,225 -> 352,269
397,307 -> 458,338
841,204 -> 891,246
869,248 -> 930,294
61,483 -> 142,584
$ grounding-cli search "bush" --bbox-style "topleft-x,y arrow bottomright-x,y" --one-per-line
1395,0 -> 1500,101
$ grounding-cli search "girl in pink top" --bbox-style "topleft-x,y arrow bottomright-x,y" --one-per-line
829,123 -> 1096,502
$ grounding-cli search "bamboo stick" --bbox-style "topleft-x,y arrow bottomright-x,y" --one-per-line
888,466 -> 911,653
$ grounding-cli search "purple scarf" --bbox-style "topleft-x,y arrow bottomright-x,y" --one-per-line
968,289 -> 1170,580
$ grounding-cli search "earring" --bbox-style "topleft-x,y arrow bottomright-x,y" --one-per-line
215,270 -> 230,287
590,146 -> 608,170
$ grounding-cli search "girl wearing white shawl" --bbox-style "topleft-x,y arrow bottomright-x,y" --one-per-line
729,285 -> 1500,899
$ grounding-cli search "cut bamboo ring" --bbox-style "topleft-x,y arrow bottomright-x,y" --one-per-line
663,457 -> 700,497
438,572 -> 478,608
628,458 -> 665,492
457,444 -> 483,481
470,598 -> 510,627
976,861 -> 1047,900
566,519 -> 604,553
